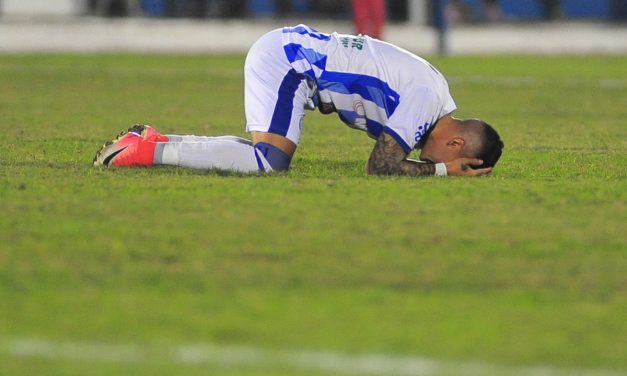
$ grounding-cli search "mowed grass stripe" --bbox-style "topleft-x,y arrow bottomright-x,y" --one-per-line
3,337 -> 626,376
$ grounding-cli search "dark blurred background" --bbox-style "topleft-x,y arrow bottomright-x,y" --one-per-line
3,0 -> 625,23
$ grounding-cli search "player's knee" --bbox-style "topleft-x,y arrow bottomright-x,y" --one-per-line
254,142 -> 292,172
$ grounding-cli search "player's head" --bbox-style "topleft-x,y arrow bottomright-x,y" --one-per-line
419,117 -> 504,168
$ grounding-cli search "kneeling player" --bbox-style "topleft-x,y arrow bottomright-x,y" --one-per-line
94,25 -> 503,177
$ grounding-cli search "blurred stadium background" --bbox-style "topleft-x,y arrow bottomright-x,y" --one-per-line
3,0 -> 627,22
1,0 -> 627,54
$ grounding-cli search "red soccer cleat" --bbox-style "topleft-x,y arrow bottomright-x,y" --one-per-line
93,124 -> 169,167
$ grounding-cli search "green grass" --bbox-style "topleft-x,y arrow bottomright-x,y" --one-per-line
0,53 -> 626,375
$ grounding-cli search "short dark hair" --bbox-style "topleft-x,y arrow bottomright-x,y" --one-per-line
475,121 -> 504,169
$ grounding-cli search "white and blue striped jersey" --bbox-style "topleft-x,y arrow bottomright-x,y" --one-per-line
281,25 -> 457,152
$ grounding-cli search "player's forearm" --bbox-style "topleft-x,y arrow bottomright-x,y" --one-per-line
366,132 -> 436,176
367,156 -> 436,176
398,159 -> 436,176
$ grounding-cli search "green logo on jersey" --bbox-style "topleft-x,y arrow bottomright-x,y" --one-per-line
340,36 -> 365,50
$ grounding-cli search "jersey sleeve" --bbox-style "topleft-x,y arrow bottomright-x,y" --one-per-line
383,87 -> 455,153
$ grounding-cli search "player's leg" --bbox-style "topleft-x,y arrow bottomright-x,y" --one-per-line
352,0 -> 369,35
93,125 -> 280,172
370,0 -> 386,39
154,27 -> 308,172
154,136 -> 271,172
94,28 -> 308,172
352,0 -> 386,39
244,28 -> 310,161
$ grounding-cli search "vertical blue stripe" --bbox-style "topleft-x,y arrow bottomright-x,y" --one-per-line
268,68 -> 302,137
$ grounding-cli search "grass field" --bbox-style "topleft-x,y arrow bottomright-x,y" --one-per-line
0,53 -> 626,375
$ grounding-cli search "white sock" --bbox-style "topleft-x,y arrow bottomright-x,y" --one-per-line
154,136 -> 270,173
165,135 -> 252,144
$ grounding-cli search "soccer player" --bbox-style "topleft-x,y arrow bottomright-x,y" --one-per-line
94,24 -> 503,177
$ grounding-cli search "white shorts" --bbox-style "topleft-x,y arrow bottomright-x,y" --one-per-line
244,28 -> 310,146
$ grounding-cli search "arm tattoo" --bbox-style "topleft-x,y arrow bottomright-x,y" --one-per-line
366,132 -> 436,176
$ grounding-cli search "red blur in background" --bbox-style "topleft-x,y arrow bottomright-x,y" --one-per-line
352,0 -> 386,39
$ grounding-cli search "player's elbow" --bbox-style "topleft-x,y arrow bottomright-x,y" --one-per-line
366,154 -> 400,176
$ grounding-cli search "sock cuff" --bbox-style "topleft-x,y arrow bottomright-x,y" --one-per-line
254,142 -> 292,171
154,142 -> 178,165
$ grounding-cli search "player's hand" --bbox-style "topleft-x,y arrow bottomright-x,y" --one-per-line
445,158 -> 492,176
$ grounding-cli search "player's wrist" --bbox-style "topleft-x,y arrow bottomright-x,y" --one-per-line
434,162 -> 447,176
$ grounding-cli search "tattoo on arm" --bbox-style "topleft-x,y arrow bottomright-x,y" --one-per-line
366,132 -> 436,176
